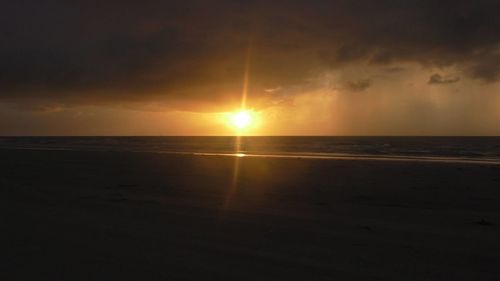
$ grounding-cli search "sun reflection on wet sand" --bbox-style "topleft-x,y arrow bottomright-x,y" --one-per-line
224,136 -> 243,208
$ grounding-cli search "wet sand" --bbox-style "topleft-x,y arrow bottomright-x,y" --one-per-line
3,149 -> 500,280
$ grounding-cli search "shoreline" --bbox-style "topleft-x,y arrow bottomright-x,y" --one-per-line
2,146 -> 500,165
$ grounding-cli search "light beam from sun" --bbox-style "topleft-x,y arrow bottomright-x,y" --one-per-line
224,42 -> 253,209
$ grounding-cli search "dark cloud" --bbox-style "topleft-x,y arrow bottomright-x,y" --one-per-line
384,67 -> 406,73
428,74 -> 460,85
345,80 -> 372,92
1,0 -> 499,111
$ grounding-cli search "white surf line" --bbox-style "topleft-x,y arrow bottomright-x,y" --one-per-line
191,152 -> 500,165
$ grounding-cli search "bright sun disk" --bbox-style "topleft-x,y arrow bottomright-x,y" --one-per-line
230,111 -> 253,129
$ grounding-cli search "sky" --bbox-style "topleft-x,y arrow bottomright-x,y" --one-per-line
1,0 -> 500,135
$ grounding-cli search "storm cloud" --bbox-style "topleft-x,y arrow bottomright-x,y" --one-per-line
1,0 -> 500,111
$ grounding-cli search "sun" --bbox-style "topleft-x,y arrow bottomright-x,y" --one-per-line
230,110 -> 253,129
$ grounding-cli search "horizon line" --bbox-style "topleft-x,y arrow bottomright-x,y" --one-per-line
1,135 -> 500,138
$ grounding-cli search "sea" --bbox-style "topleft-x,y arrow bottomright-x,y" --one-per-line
1,136 -> 500,164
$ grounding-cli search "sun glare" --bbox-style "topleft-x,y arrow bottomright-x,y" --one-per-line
230,111 -> 253,129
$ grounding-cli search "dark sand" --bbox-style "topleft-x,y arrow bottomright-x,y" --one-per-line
3,149 -> 500,280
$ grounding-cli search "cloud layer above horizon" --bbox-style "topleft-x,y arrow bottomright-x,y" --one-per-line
1,0 -> 500,135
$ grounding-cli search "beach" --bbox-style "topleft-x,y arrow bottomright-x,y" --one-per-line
3,148 -> 500,280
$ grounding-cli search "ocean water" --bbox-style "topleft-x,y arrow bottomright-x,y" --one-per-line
1,136 -> 500,163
